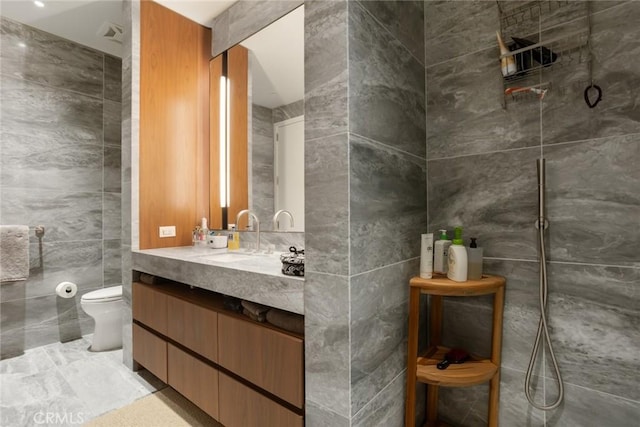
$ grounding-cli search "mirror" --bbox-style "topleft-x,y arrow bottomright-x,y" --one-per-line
210,6 -> 304,232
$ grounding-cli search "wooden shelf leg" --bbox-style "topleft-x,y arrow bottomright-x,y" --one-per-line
488,372 -> 500,427
429,295 -> 443,346
426,295 -> 443,425
427,384 -> 439,425
405,287 -> 421,427
489,286 -> 505,427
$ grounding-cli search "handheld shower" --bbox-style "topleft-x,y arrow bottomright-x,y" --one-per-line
525,158 -> 564,410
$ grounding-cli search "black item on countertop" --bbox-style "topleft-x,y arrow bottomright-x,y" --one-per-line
436,348 -> 470,370
281,246 -> 305,277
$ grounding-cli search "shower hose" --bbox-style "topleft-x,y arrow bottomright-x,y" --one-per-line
525,159 -> 564,410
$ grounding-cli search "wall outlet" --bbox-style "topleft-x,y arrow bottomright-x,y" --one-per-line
159,226 -> 176,238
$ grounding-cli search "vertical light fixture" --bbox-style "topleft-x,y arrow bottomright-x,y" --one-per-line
226,76 -> 231,208
219,53 -> 231,230
219,74 -> 227,208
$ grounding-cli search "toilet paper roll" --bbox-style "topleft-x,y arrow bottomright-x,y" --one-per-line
56,281 -> 77,298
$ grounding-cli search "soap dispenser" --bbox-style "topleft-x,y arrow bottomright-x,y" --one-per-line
227,224 -> 240,250
467,237 -> 483,280
434,229 -> 452,274
447,226 -> 468,282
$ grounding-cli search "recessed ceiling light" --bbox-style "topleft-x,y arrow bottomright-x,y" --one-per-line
18,42 -> 27,48
34,1 -> 45,7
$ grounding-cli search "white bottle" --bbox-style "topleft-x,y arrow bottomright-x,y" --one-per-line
433,229 -> 452,274
420,233 -> 434,279
198,217 -> 209,247
447,226 -> 468,282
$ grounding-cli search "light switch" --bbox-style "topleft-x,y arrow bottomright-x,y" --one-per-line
159,226 -> 176,238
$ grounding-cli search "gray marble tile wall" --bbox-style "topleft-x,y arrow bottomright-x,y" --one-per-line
304,1 -> 351,424
305,0 -> 426,424
425,1 -> 640,425
273,99 -> 304,123
121,0 -> 139,370
211,0 -> 304,56
251,99 -> 304,231
251,103 -> 276,227
0,17 -> 122,359
348,1 -> 425,424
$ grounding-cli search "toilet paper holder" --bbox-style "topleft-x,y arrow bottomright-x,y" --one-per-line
56,281 -> 77,298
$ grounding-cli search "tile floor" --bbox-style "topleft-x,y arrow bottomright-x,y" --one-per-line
0,335 -> 165,426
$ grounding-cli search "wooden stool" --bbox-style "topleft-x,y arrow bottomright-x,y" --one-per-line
405,274 -> 506,427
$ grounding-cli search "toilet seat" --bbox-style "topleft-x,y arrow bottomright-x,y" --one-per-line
81,285 -> 123,303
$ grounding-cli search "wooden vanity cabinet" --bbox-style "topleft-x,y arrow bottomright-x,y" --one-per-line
132,323 -> 168,382
168,343 -> 219,419
132,281 -> 167,334
218,313 -> 304,408
219,372 -> 303,427
132,281 -> 305,426
166,295 -> 218,362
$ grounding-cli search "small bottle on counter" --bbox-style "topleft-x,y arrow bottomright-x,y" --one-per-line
196,218 -> 209,248
227,224 -> 240,250
467,237 -> 484,280
420,233 -> 434,279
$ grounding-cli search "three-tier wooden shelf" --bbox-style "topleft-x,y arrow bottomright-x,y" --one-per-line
405,274 -> 506,427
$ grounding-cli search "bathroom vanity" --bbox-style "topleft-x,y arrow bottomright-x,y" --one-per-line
131,247 -> 304,426
132,247 -> 304,315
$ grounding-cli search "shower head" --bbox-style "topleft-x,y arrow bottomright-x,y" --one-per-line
537,158 -> 546,188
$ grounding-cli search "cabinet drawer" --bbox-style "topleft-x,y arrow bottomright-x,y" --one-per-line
132,282 -> 168,335
133,324 -> 167,382
218,314 -> 303,408
168,344 -> 219,420
219,372 -> 302,427
166,295 -> 218,362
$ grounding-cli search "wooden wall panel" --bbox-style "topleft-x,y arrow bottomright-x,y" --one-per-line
228,45 -> 249,230
196,16 -> 212,235
209,55 -> 223,230
140,1 -> 211,249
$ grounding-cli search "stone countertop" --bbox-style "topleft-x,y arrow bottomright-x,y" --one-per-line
132,246 -> 304,315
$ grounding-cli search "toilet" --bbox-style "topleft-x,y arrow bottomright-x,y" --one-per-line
80,285 -> 123,351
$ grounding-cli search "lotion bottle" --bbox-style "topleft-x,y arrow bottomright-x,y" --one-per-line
433,229 -> 452,274
197,218 -> 208,248
420,233 -> 434,279
447,226 -> 468,282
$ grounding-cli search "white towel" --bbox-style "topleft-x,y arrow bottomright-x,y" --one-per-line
0,225 -> 30,282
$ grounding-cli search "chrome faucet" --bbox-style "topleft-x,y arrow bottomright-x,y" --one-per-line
236,209 -> 260,252
272,209 -> 294,231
